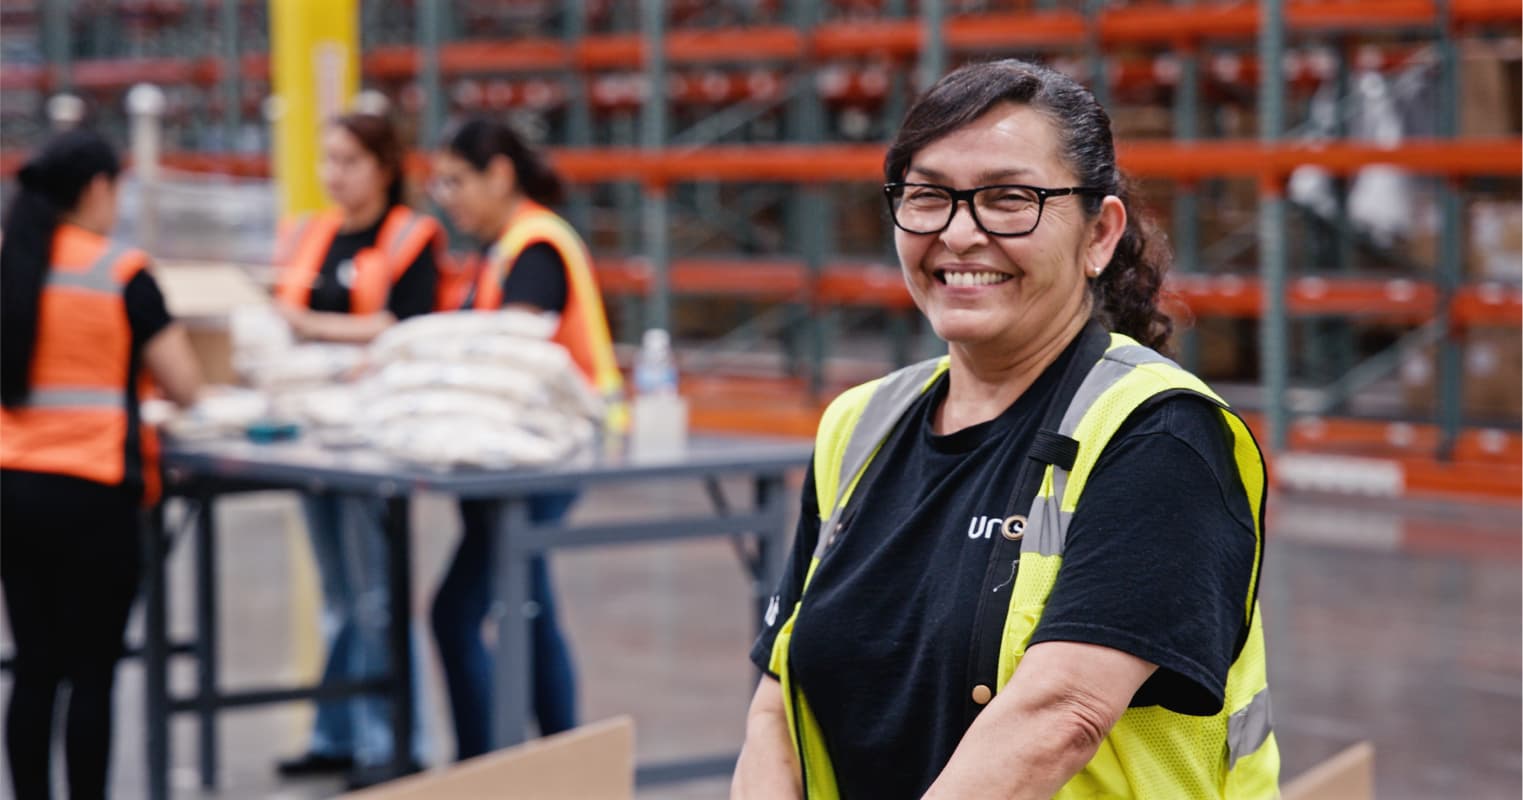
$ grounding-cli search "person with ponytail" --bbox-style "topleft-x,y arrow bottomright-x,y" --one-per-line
271,108 -> 437,788
735,60 -> 1278,799
0,129 -> 202,799
426,117 -> 622,759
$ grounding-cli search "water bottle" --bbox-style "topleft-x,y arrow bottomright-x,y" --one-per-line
630,329 -> 687,461
633,328 -> 679,396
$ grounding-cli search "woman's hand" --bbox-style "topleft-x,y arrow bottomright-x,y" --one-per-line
273,302 -> 312,339
732,675 -> 802,800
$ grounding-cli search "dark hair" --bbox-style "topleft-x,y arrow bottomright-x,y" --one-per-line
2,129 -> 121,407
443,117 -> 564,206
884,58 -> 1173,353
332,111 -> 406,208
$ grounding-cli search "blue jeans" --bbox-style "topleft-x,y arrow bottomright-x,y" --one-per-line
302,494 -> 429,766
431,494 -> 578,761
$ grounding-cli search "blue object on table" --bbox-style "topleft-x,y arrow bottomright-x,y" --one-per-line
245,420 -> 300,443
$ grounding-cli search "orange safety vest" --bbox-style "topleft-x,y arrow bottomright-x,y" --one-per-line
469,201 -> 626,423
274,206 -> 444,314
0,224 -> 162,504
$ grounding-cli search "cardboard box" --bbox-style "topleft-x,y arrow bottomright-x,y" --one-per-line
1400,327 -> 1523,421
1283,741 -> 1374,800
1461,41 -> 1523,138
344,716 -> 634,800
153,260 -> 274,385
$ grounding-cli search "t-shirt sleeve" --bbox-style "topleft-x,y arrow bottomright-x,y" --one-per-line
1028,395 -> 1259,717
499,242 -> 569,314
124,268 -> 174,348
750,461 -> 823,678
385,238 -> 440,320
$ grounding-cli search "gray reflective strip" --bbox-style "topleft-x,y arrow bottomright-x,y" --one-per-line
385,212 -> 424,263
1023,342 -> 1179,557
23,387 -> 124,409
46,243 -> 132,293
1023,494 -> 1072,557
814,357 -> 944,559
1227,688 -> 1274,769
281,217 -> 313,262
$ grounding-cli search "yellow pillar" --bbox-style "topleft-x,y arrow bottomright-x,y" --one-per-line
270,0 -> 358,217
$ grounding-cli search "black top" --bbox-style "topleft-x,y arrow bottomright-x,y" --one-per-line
749,339 -> 1259,799
474,241 -> 569,314
1,266 -> 174,506
306,213 -> 438,319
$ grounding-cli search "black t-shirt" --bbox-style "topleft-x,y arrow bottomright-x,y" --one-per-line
749,340 -> 1259,799
1,265 -> 174,505
306,214 -> 438,319
472,241 -> 569,314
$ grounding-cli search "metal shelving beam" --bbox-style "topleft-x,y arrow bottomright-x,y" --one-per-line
1435,0 -> 1465,457
640,0 -> 671,335
417,0 -> 444,149
219,0 -> 240,149
1259,0 -> 1290,451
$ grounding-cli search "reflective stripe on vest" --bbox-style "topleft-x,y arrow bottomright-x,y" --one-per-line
23,387 -> 126,409
781,332 -> 1280,798
275,207 -> 437,315
472,202 -> 626,427
0,227 -> 158,502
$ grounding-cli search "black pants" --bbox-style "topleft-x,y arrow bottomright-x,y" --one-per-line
2,471 -> 142,800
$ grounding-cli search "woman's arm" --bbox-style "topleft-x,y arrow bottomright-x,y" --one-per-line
923,640 -> 1155,800
732,675 -> 802,800
141,323 -> 203,408
278,304 -> 397,344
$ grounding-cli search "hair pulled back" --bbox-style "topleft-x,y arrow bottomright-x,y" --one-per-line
2,129 -> 121,406
444,117 -> 564,206
884,58 -> 1173,352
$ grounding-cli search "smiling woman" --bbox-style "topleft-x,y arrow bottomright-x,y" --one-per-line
733,59 -> 1280,800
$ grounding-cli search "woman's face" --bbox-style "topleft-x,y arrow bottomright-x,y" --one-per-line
430,151 -> 509,240
894,102 -> 1118,354
319,125 -> 388,213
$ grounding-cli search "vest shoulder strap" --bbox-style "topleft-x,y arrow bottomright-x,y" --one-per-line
375,207 -> 441,280
812,357 -> 949,537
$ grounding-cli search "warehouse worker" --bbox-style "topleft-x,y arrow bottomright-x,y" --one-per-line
428,116 -> 622,758
271,109 -> 439,789
1,129 -> 202,800
734,59 -> 1278,799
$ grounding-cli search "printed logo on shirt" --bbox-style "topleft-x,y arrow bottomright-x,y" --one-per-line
336,259 -> 356,287
764,594 -> 781,627
966,514 -> 1005,540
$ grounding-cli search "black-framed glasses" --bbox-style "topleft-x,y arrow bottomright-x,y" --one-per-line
883,182 -> 1103,237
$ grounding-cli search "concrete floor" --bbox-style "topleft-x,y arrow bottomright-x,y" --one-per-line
2,478 -> 1519,800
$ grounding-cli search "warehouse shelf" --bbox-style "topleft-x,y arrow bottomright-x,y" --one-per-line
10,136 -> 1508,183
5,0 -> 1512,94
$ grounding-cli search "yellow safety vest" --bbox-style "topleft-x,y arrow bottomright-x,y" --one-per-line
768,331 -> 1280,799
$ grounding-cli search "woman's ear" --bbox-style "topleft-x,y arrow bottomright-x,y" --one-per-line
1084,195 -> 1127,278
487,153 -> 518,199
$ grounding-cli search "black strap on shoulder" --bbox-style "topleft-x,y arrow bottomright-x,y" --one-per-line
962,321 -> 1111,723
1029,429 -> 1080,471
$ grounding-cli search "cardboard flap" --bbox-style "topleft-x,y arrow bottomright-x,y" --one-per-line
343,716 -> 635,800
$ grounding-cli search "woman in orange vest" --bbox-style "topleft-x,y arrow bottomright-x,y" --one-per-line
428,117 -> 623,758
1,129 -> 202,800
271,110 -> 438,787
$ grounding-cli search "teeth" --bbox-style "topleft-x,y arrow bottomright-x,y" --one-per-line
942,270 -> 1010,287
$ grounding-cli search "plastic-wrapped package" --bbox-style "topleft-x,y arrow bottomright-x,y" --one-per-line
367,419 -> 568,468
242,344 -> 367,390
152,387 -> 271,440
370,310 -> 557,360
270,385 -> 361,430
368,362 -> 553,407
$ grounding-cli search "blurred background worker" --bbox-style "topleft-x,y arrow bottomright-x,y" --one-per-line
0,129 -> 201,800
427,117 -> 623,759
270,109 -> 441,788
